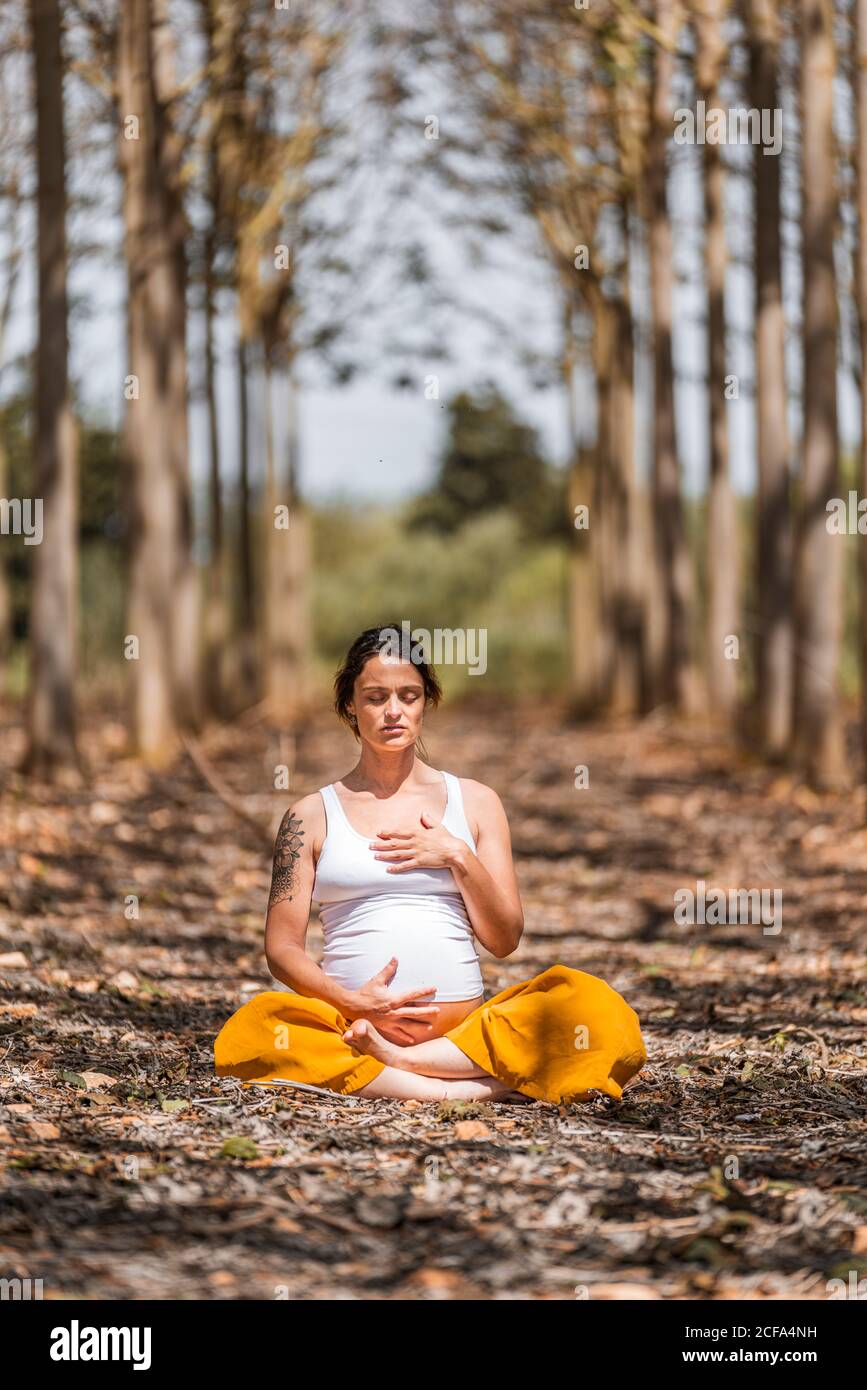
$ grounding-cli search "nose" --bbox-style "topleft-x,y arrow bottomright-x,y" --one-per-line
385,695 -> 402,720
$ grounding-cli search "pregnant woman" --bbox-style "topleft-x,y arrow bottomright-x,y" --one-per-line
214,624 -> 648,1103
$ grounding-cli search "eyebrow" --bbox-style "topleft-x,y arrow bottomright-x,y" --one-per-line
361,683 -> 423,692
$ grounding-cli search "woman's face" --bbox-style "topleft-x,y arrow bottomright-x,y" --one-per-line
348,653 -> 426,752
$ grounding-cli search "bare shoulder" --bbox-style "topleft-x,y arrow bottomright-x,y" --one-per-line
272,792 -> 325,854
457,777 -> 510,828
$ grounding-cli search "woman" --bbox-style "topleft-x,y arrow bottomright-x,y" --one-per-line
214,624 -> 648,1103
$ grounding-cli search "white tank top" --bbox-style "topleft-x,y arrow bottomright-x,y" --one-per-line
312,771 -> 484,1002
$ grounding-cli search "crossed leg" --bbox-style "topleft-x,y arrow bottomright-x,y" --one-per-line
355,1067 -> 528,1101
345,1018 -> 533,1102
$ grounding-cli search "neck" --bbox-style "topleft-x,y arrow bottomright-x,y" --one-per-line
351,742 -> 420,795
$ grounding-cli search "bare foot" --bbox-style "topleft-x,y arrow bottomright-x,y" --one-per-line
342,1018 -> 409,1071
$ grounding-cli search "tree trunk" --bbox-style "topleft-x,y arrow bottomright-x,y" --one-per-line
697,0 -> 739,719
792,0 -> 845,785
234,331 -> 258,707
856,0 -> 867,781
0,435 -> 10,694
564,300 -> 600,713
265,366 -> 311,722
749,0 -> 793,758
647,0 -> 698,713
591,291 -> 616,707
609,208 -> 647,715
117,0 -> 191,762
25,0 -> 78,776
153,0 -> 200,732
0,202 -> 22,698
202,142 -> 228,716
197,0 -> 232,718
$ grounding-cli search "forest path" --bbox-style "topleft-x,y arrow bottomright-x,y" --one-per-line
0,704 -> 864,1299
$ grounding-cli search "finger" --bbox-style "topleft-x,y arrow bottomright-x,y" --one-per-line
373,850 -> 415,861
371,956 -> 399,982
386,862 -> 420,873
375,830 -> 413,840
385,1006 -> 441,1019
378,1022 -> 417,1044
370,839 -> 415,851
391,986 -> 437,1005
420,813 -> 437,828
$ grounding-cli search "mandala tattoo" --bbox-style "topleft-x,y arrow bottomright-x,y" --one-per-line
268,810 -> 305,909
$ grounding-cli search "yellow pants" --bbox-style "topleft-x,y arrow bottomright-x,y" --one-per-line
214,964 -> 648,1105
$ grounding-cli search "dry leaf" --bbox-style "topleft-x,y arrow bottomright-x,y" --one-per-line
27,1121 -> 60,1141
80,1072 -> 117,1091
454,1119 -> 491,1140
0,952 -> 30,970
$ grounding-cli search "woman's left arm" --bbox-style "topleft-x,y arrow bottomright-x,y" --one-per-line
447,782 -> 524,957
371,781 -> 524,958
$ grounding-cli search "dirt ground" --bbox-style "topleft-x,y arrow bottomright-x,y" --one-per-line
0,701 -> 865,1300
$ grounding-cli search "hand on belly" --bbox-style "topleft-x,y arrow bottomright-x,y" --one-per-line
378,996 -> 482,1045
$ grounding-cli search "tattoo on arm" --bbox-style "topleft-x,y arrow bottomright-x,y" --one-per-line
268,810 -> 305,910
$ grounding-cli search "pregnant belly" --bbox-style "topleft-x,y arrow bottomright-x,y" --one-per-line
384,994 -> 483,1045
320,899 -> 483,1028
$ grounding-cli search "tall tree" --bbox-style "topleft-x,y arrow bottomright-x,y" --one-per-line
196,0 -> 342,717
696,0 -> 739,718
117,0 -> 197,760
201,124 -> 228,714
25,0 -> 78,775
433,0 -> 650,714
0,184 -> 24,695
792,0 -> 845,784
646,0 -> 699,713
856,0 -> 867,779
749,0 -> 793,757
194,0 -> 248,711
153,0 -> 199,733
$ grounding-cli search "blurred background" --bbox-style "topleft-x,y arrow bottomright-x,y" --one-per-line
1,0 -> 866,787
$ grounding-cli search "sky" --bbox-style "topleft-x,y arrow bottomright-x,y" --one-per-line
2,15 -> 862,513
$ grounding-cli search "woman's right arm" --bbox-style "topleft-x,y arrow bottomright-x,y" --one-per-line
263,794 -> 359,1015
263,793 -> 442,1038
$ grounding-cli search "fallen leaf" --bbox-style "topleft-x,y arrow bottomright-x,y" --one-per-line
27,1121 -> 60,1140
110,970 -> 139,993
454,1120 -> 492,1140
0,952 -> 30,970
80,1071 -> 117,1091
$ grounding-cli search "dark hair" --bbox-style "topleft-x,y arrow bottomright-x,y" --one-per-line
333,623 -> 443,746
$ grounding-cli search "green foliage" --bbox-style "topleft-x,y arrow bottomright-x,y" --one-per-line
220,1136 -> 259,1160
1,394 -> 123,541
312,504 -> 568,699
0,394 -> 125,672
406,387 -> 566,540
